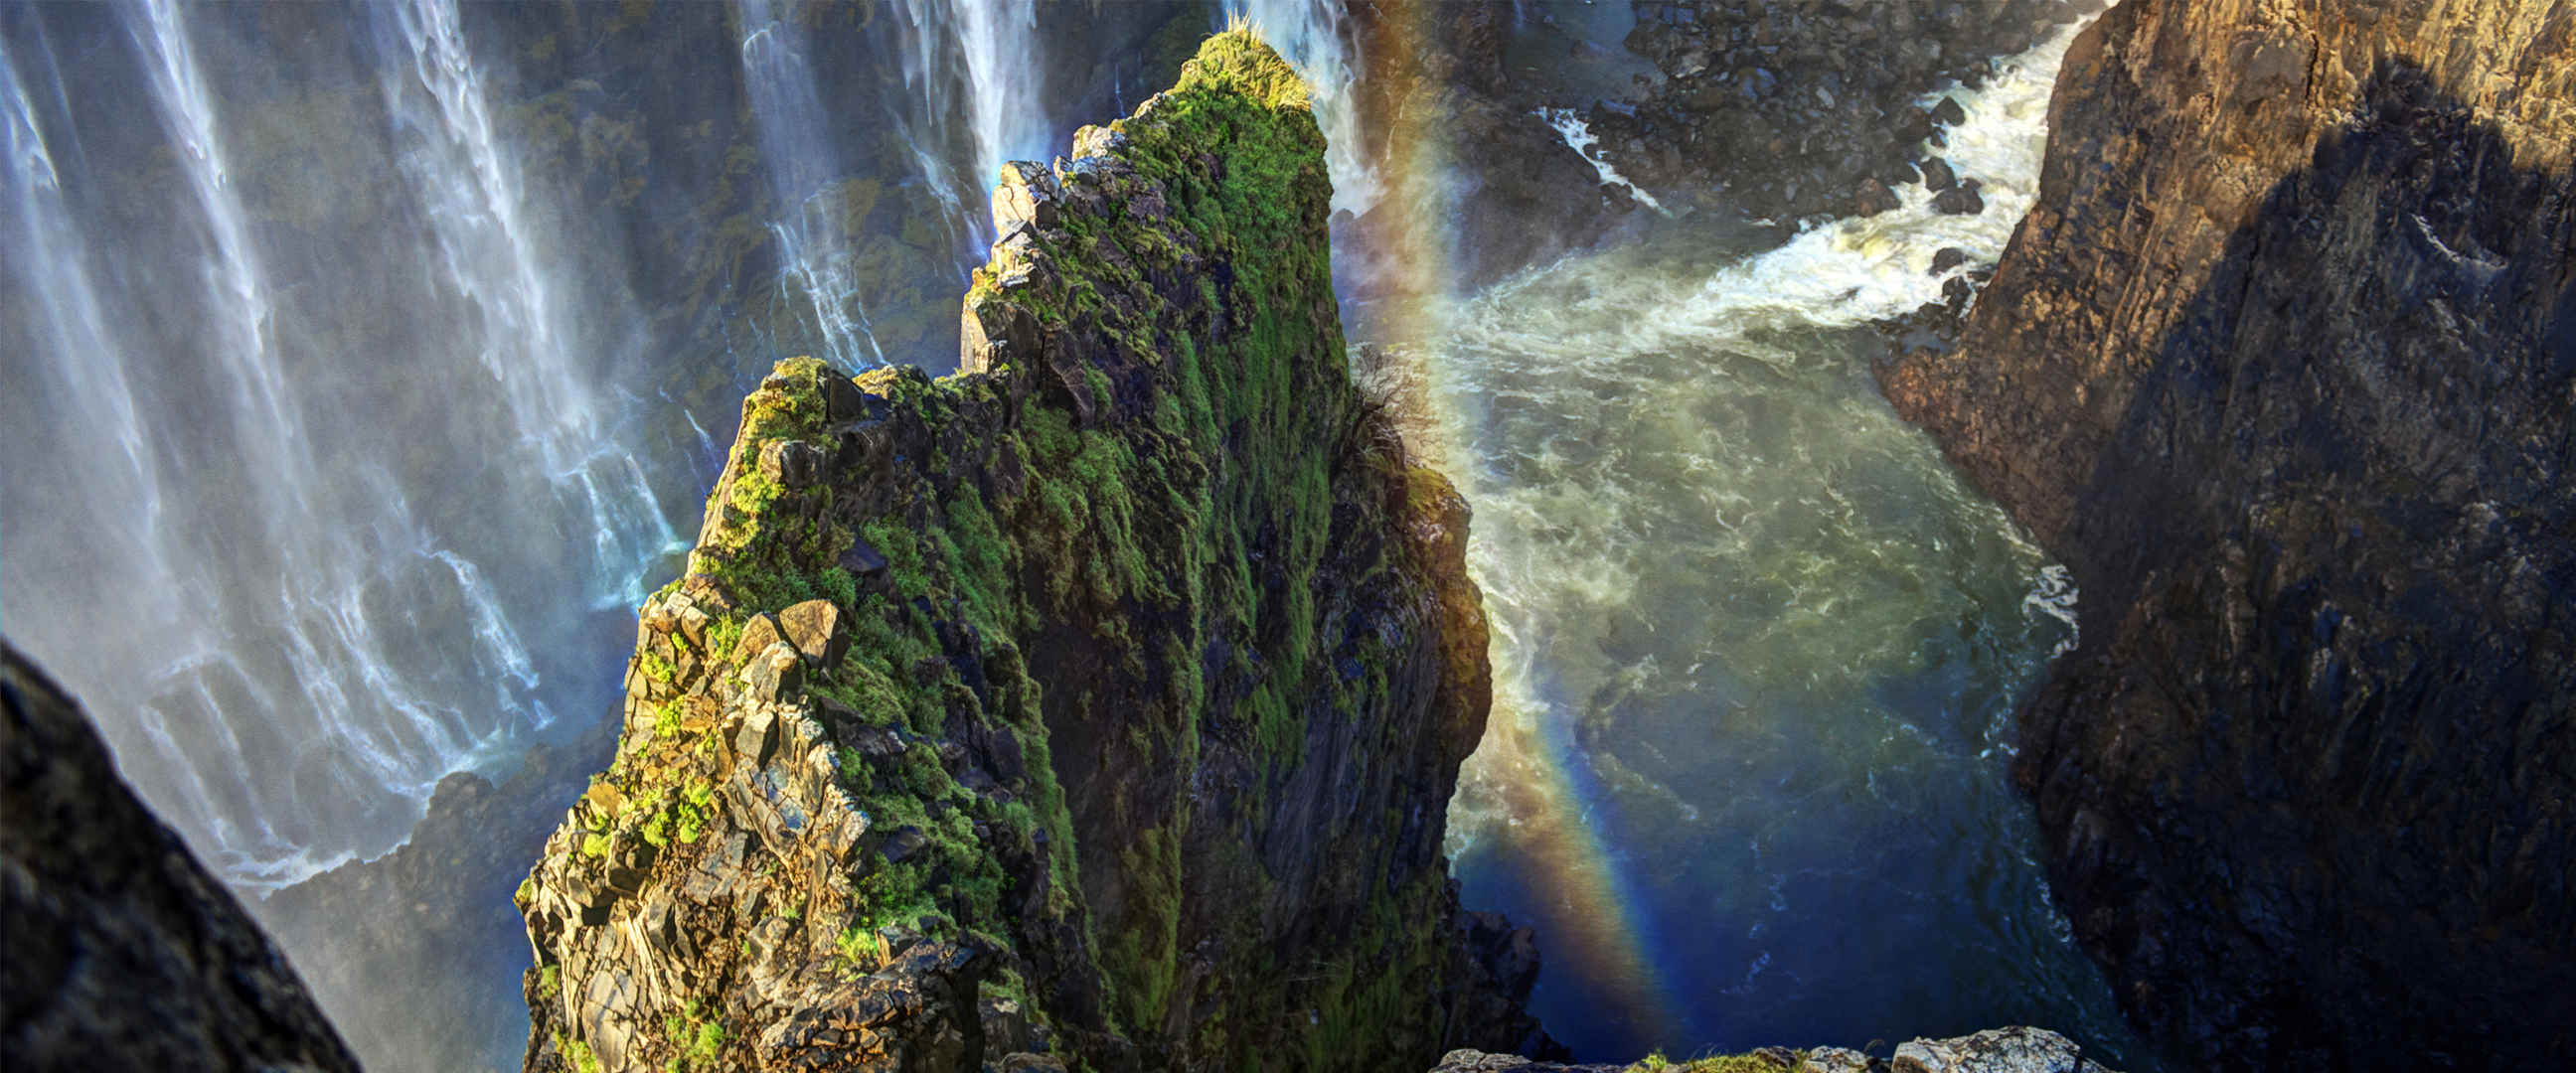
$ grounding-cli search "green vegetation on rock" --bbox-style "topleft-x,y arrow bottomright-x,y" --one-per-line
518,29 -> 1522,1073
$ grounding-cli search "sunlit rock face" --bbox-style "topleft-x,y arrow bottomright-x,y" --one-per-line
515,33 -> 1542,1073
1883,0 -> 2576,1067
0,643 -> 360,1073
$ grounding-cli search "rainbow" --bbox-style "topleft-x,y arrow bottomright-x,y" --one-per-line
1230,0 -> 1691,1050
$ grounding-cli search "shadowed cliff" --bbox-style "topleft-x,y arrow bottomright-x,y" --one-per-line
1882,0 -> 2574,1067
1,642 -> 362,1072
515,32 -> 1540,1073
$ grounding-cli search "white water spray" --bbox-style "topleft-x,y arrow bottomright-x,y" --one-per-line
892,0 -> 1046,250
1427,11 -> 2110,1052
738,0 -> 886,368
0,0 -> 682,888
1684,19 -> 2090,329
376,0 -> 680,607
1537,106 -> 1667,214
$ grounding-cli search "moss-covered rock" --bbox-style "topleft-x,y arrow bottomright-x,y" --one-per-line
517,31 -> 1539,1073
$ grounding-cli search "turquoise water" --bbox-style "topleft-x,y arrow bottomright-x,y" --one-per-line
1418,15 -> 2162,1064
1433,219 -> 2150,1067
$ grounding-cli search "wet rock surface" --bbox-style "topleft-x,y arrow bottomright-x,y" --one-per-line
1,641 -> 361,1073
1337,1 -> 1659,297
1881,0 -> 2575,1067
518,34 -> 1541,1073
1593,0 -> 2100,222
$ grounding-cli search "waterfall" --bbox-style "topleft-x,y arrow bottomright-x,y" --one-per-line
949,0 -> 1040,200
889,0 -> 1044,253
738,0 -> 886,369
372,0 -> 679,608
0,0 -> 679,889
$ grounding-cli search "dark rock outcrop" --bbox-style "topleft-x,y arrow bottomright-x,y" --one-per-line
1335,1 -> 1655,299
1431,1026 -> 2121,1073
517,32 -> 1539,1073
1880,0 -> 2575,1067
1596,0 -> 2101,222
1,641 -> 362,1072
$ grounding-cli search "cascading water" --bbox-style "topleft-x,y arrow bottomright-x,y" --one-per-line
738,0 -> 886,370
890,0 -> 1046,254
1537,106 -> 1665,214
0,0 -> 677,890
372,0 -> 680,610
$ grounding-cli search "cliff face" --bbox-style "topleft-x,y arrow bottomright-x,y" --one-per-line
1881,0 -> 2575,1067
516,32 -> 1538,1073
0,642 -> 361,1072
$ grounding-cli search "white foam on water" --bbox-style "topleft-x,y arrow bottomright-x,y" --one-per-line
1685,15 -> 2089,330
1437,0 -> 2100,891
2022,563 -> 2081,658
1537,106 -> 1668,214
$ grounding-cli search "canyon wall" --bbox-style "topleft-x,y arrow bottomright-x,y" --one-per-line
515,32 -> 1540,1073
0,643 -> 361,1072
1881,0 -> 2575,1067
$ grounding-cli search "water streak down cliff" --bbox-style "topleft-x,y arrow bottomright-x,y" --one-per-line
1881,0 -> 2574,1067
516,33 -> 1539,1072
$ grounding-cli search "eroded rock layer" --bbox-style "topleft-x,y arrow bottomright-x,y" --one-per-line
1432,1025 -> 2122,1073
517,32 -> 1537,1073
0,642 -> 361,1072
1881,0 -> 2575,1067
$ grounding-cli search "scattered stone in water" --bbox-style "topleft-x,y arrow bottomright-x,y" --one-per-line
1934,177 -> 1986,216
1932,247 -> 1970,275
1854,178 -> 1901,217
1921,156 -> 1958,191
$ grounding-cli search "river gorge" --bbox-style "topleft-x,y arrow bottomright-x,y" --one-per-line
2,2 -> 2566,1072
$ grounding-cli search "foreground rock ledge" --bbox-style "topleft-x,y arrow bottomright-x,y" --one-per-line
517,31 -> 1539,1073
1435,1026 -> 2120,1073
0,641 -> 361,1072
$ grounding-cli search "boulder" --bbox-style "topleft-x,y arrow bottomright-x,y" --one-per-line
776,599 -> 849,668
